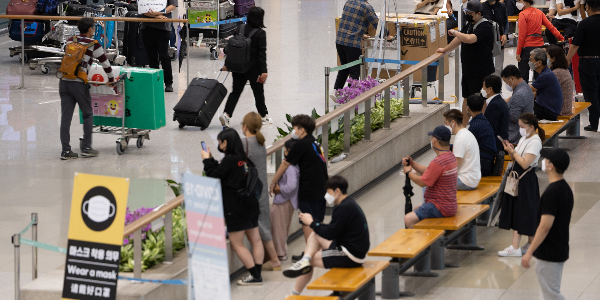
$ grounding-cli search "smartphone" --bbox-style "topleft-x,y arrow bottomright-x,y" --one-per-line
497,135 -> 504,143
201,141 -> 207,151
406,158 -> 411,165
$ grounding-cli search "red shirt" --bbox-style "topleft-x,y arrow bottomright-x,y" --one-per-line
517,7 -> 564,55
420,151 -> 458,217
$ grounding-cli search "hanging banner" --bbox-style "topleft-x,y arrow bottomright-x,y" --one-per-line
62,173 -> 129,300
183,173 -> 230,300
138,0 -> 168,14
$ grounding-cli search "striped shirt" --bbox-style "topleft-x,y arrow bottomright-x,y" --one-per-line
336,0 -> 379,49
62,35 -> 114,83
420,151 -> 458,217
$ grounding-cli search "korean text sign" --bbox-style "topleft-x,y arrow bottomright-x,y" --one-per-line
138,0 -> 168,14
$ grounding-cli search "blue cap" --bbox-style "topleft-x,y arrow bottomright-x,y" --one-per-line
428,126 -> 451,142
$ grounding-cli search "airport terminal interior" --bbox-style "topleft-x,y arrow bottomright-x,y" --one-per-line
1,0 -> 600,299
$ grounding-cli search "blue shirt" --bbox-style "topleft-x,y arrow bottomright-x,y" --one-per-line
336,0 -> 379,49
532,66 -> 563,117
468,114 -> 497,161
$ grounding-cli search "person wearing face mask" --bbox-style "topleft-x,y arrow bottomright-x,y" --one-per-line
482,75 -> 510,153
521,149 -> 573,300
201,128 -> 264,285
498,113 -> 545,257
443,109 -> 481,190
402,126 -> 458,229
528,48 -> 564,121
466,95 -> 498,177
283,176 -> 369,296
240,112 -> 281,271
515,0 -> 564,83
501,65 -> 535,143
436,0 -> 495,127
269,114 -> 328,263
481,0 -> 509,75
544,45 -> 575,116
270,139 -> 300,262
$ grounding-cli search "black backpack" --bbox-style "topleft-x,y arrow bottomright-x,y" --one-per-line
237,159 -> 263,203
224,24 -> 258,73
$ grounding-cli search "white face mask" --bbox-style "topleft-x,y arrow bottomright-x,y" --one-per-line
480,88 -> 487,98
541,158 -> 547,172
324,192 -> 336,206
83,196 -> 116,223
445,122 -> 453,133
516,2 -> 524,10
505,81 -> 513,92
528,61 -> 537,71
291,129 -> 300,139
519,127 -> 529,137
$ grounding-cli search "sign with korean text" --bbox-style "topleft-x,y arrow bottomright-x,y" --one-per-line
183,173 -> 230,300
401,27 -> 427,48
138,0 -> 167,14
62,173 -> 129,300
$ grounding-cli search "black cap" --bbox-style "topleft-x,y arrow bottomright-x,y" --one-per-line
465,0 -> 483,12
543,149 -> 570,173
428,126 -> 451,142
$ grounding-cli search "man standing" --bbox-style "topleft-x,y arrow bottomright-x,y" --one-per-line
482,74 -> 510,151
529,48 -> 563,121
521,149 -> 573,300
59,17 -> 113,160
567,0 -> 600,131
481,0 -> 509,75
437,0 -> 495,126
142,0 -> 177,92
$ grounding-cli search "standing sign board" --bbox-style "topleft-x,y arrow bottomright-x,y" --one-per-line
62,173 -> 129,300
188,1 -> 218,29
183,173 -> 230,300
138,0 -> 168,14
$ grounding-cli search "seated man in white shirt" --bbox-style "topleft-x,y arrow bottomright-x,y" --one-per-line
443,109 -> 482,190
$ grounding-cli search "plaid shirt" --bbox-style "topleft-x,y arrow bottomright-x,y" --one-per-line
336,0 -> 379,49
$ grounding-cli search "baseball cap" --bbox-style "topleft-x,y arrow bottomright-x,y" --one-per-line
543,149 -> 570,173
428,126 -> 451,142
465,0 -> 483,13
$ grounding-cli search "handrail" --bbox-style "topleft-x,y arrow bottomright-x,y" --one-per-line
122,195 -> 184,237
266,52 -> 444,156
0,15 -> 187,22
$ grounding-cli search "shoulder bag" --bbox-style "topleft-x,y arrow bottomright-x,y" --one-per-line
503,139 -> 534,197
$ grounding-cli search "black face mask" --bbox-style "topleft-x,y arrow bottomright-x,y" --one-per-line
217,145 -> 225,153
465,13 -> 475,23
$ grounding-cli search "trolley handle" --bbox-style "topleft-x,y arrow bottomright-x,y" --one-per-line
217,71 -> 230,83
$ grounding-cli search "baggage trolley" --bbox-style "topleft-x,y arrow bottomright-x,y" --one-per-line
81,76 -> 151,155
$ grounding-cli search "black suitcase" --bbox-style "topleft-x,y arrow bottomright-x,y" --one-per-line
123,11 -> 149,67
173,72 -> 229,130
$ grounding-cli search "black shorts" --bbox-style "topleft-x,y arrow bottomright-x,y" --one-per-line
322,240 -> 363,269
227,217 -> 258,233
298,199 -> 326,225
462,76 -> 485,98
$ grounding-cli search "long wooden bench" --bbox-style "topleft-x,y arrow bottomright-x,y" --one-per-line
413,205 -> 490,270
457,181 -> 501,204
368,229 -> 445,298
540,102 -> 591,149
284,297 -> 339,300
307,261 -> 389,300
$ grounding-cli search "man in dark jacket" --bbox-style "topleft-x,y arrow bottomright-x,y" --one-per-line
282,176 -> 370,296
482,74 -> 510,151
482,0 -> 509,75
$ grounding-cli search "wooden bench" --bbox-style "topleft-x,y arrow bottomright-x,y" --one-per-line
284,297 -> 339,300
540,102 -> 591,149
307,261 -> 389,300
368,229 -> 445,298
414,205 -> 490,270
457,181 -> 501,204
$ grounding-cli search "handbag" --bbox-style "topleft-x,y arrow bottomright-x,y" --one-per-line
503,140 -> 534,197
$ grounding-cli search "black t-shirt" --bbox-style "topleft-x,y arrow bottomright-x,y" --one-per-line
572,14 -> 600,57
533,179 -> 573,262
461,19 -> 495,78
285,135 -> 328,202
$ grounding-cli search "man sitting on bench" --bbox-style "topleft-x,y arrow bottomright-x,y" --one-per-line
403,126 -> 458,228
282,175 -> 370,296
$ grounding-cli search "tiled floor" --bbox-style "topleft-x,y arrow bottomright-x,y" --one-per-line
1,0 -> 600,299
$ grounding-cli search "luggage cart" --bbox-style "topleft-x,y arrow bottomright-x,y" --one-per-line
186,0 -> 238,60
82,76 -> 151,155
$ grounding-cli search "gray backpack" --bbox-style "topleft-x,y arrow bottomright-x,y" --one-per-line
473,17 -> 502,57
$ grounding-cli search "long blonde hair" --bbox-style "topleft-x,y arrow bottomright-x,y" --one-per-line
242,112 -> 265,146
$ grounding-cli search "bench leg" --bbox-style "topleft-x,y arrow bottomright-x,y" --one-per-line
430,236 -> 445,270
403,248 -> 439,277
357,278 -> 376,300
445,221 -> 485,251
380,260 -> 403,299
561,116 -> 587,140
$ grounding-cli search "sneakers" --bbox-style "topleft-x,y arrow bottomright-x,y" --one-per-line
165,84 -> 174,92
521,243 -> 531,255
219,113 -> 231,128
60,151 -> 78,160
81,148 -> 99,158
291,252 -> 304,263
283,259 -> 312,278
261,261 -> 282,271
237,274 -> 262,286
498,245 -> 522,257
262,115 -> 273,125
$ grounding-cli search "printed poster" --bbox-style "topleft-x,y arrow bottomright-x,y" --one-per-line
183,173 -> 230,300
62,173 -> 129,300
137,0 -> 168,14
188,3 -> 218,29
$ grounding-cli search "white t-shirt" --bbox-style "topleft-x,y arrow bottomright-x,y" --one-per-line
514,134 -> 543,167
453,128 -> 481,188
555,0 -> 581,21
415,0 -> 444,14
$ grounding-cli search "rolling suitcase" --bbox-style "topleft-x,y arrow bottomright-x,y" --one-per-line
173,72 -> 229,129
9,20 -> 45,43
234,0 -> 254,16
219,0 -> 234,20
123,11 -> 149,67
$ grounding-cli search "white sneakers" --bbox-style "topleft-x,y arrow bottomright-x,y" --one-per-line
498,243 -> 531,257
283,259 -> 312,278
262,115 -> 273,125
219,113 -> 231,128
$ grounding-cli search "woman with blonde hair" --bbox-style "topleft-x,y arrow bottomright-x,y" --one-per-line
241,112 -> 281,270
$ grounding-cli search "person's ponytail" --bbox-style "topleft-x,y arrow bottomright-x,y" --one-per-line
256,130 -> 265,146
242,112 -> 265,146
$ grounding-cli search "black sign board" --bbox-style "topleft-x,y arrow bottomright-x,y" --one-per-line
401,27 -> 427,48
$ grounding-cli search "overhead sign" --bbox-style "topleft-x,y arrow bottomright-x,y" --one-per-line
183,173 -> 230,300
62,173 -> 129,300
138,0 -> 167,14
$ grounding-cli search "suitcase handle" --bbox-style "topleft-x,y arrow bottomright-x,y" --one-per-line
217,71 -> 229,83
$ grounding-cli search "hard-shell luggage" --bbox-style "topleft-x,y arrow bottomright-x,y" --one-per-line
123,11 -> 149,67
35,0 -> 58,15
173,72 -> 229,129
220,0 -> 234,20
234,0 -> 254,16
188,21 -> 240,39
6,0 -> 38,15
9,20 -> 45,43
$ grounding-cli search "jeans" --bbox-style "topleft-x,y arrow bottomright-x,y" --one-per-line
414,202 -> 445,220
142,26 -> 173,85
519,47 -> 539,83
578,58 -> 600,128
224,71 -> 268,118
59,80 -> 92,152
535,259 -> 566,300
334,43 -> 362,90
457,177 -> 477,191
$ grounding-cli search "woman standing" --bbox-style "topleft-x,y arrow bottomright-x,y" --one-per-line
546,44 -> 574,116
241,112 -> 281,271
498,113 -> 545,257
220,7 -> 271,128
515,0 -> 564,82
201,128 -> 264,285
